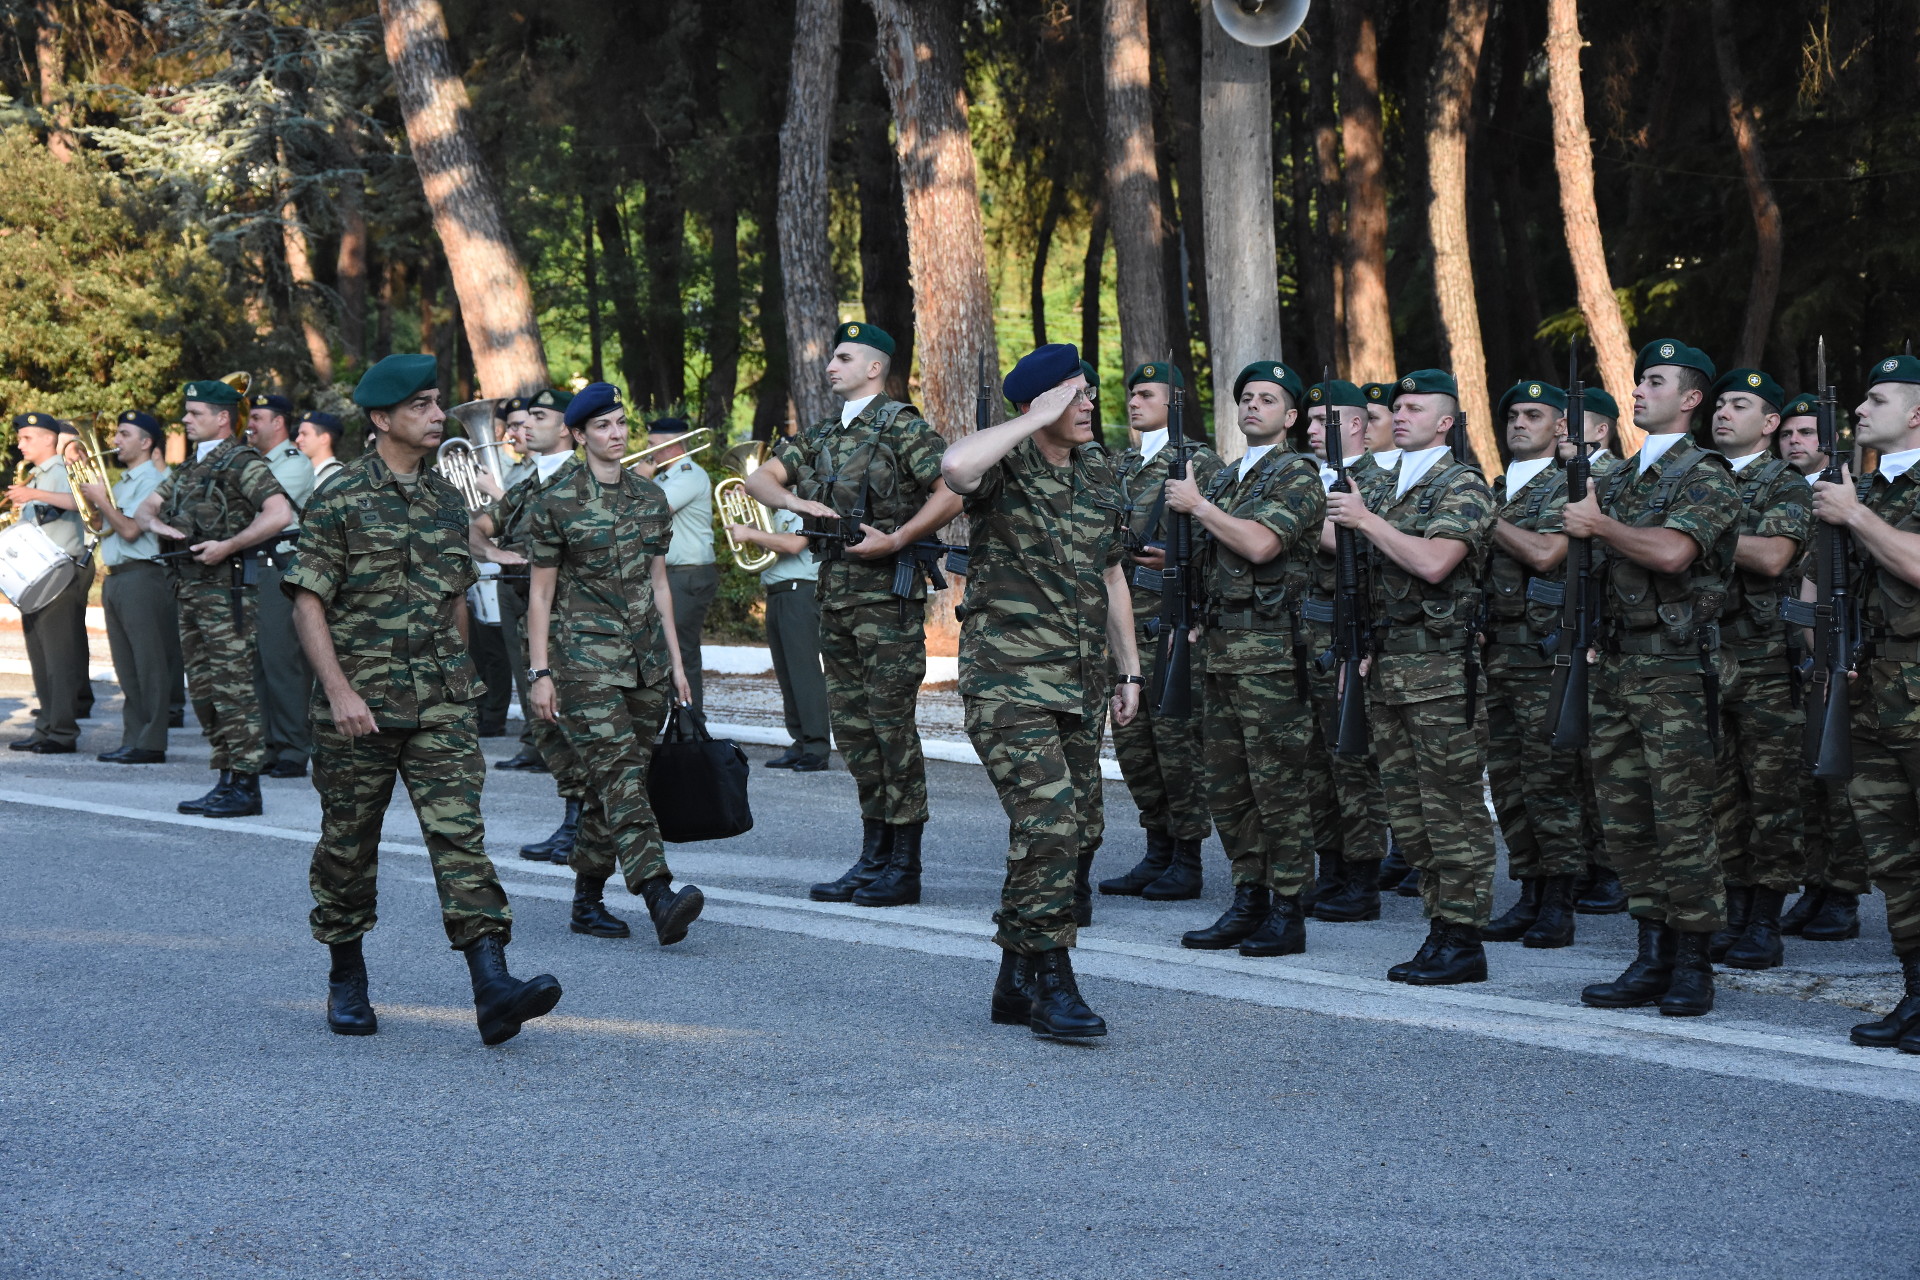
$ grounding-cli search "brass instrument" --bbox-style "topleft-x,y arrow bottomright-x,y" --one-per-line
219,370 -> 253,398
621,426 -> 712,473
61,415 -> 114,541
0,459 -> 32,530
435,399 -> 510,512
715,440 -> 778,573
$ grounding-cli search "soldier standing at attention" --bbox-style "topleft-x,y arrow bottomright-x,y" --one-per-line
1097,361 -> 1220,903
1564,339 -> 1742,1017
726,507 -> 832,772
1167,360 -> 1326,956
286,353 -> 561,1044
295,410 -> 345,491
1777,393 -> 1827,479
5,414 -> 92,754
245,392 -> 317,780
941,343 -> 1141,1040
744,322 -> 961,909
641,417 -> 717,715
136,379 -> 292,818
78,411 -> 174,763
1327,369 -> 1497,985
525,383 -> 704,946
1360,383 -> 1399,462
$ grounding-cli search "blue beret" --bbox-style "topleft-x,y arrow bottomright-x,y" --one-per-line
351,354 -> 439,410
1635,339 -> 1716,382
1393,369 -> 1459,401
1127,361 -> 1183,389
1003,343 -> 1082,405
117,410 -> 164,444
1711,368 -> 1785,412
1583,388 -> 1620,421
1232,360 -> 1303,406
1781,392 -> 1818,419
649,416 -> 691,435
1867,354 -> 1920,387
1361,382 -> 1392,404
1308,380 -> 1366,409
181,379 -> 244,407
248,393 -> 294,416
297,410 -> 342,431
565,381 -> 623,428
526,387 -> 573,413
494,396 -> 525,418
1498,380 -> 1568,416
13,411 -> 60,432
835,321 -> 895,356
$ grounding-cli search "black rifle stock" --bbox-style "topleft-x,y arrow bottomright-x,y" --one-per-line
1804,355 -> 1855,779
1545,343 -> 1595,749
1153,380 -> 1197,719
1325,368 -> 1370,758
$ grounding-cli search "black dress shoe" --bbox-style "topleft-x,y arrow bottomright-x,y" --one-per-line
27,740 -> 75,754
1181,885 -> 1271,950
96,747 -> 131,763
789,754 -> 829,772
764,746 -> 803,769
642,877 -> 704,946
1404,921 -> 1488,986
8,737 -> 44,752
492,747 -> 548,772
265,759 -> 307,779
326,939 -> 378,1036
1027,948 -> 1106,1039
167,711 -> 186,729
461,935 -> 562,1046
570,875 -> 632,938
990,950 -> 1033,1025
102,748 -> 165,764
1100,830 -> 1174,896
1239,894 -> 1306,957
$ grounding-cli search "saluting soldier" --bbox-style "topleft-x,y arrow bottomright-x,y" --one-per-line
136,379 -> 292,817
744,321 -> 963,908
245,392 -> 317,780
5,413 -> 91,754
1097,361 -> 1221,903
285,353 -> 560,1045
525,383 -> 705,946
1564,339 -> 1742,1017
1326,369 -> 1497,986
941,343 -> 1141,1040
1167,360 -> 1326,956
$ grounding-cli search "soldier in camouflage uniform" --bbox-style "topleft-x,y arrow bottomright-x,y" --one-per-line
1097,361 -> 1221,902
1327,368 -> 1497,985
285,353 -> 561,1046
746,322 -> 961,909
1564,339 -> 1742,1017
525,382 -> 705,947
1165,360 -> 1326,956
137,377 -> 293,820
942,343 -> 1141,1041
1698,369 -> 1811,971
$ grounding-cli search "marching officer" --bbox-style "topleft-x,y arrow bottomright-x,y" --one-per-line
5,413 -> 91,754
246,392 -> 316,779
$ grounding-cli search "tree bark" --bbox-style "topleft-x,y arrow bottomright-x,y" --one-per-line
582,194 -> 603,382
597,201 -> 648,401
779,0 -> 843,431
334,175 -> 368,370
1081,195 -> 1109,371
1031,179 -> 1066,348
379,0 -> 547,397
852,53 -> 916,401
1102,0 -> 1168,367
1546,0 -> 1639,453
1335,0 -> 1393,383
1152,0 -> 1210,353
1425,0 -> 1495,474
374,250 -> 394,361
751,191 -> 792,443
1305,3 -> 1346,376
702,190 -> 741,437
276,141 -> 334,387
1710,0 -> 1783,370
34,0 -> 72,162
640,172 -> 686,411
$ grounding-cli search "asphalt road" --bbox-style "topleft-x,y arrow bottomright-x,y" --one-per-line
4,700 -> 1919,1279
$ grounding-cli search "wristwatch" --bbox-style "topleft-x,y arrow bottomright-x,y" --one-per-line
1116,674 -> 1145,687
526,667 -> 553,682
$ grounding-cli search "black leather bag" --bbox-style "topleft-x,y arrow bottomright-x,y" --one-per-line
647,704 -> 753,843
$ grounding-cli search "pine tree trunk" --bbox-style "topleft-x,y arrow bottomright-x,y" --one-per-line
597,201 -> 647,399
1545,0 -> 1640,453
334,176 -> 368,371
379,0 -> 547,396
1152,0 -> 1209,353
853,53 -> 916,401
276,144 -> 334,387
1336,0 -> 1394,383
641,175 -> 686,411
779,0 -> 843,432
1710,0 -> 1783,370
1425,0 -> 1496,475
1081,195 -> 1108,369
583,195 -> 603,382
1031,180 -> 1065,347
1102,0 -> 1168,367
35,0 -> 72,162
702,191 -> 742,437
751,190 -> 792,443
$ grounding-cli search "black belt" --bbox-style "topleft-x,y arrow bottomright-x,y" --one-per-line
105,559 -> 165,575
765,579 -> 813,595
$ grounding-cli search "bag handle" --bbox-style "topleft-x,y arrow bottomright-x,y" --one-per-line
660,701 -> 712,744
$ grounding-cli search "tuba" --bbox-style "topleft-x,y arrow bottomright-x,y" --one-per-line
715,440 -> 779,573
435,399 -> 510,512
219,370 -> 253,399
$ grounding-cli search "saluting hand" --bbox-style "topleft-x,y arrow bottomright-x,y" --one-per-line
788,497 -> 840,522
148,519 -> 188,542
1811,464 -> 1861,527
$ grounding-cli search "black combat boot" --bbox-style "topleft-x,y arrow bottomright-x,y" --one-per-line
1659,930 -> 1715,1017
1073,850 -> 1095,928
177,770 -> 233,815
326,938 -> 377,1036
1027,948 -> 1106,1040
1523,875 -> 1578,949
1481,878 -> 1544,942
1099,830 -> 1174,895
1388,925 -> 1443,983
1377,836 -> 1412,890
1405,920 -> 1489,986
1308,851 -> 1346,911
990,949 -> 1032,1026
460,934 -> 562,1046
810,820 -> 893,902
1802,891 -> 1862,942
569,875 -> 630,938
1180,884 -> 1271,950
1581,918 -> 1677,1008
1850,951 -> 1920,1048
202,771 -> 262,818
1311,858 -> 1381,922
521,798 -> 581,863
1575,863 -> 1628,914
1780,886 -> 1823,936
641,877 -> 705,946
1709,885 -> 1754,962
1140,837 -> 1204,900
854,823 -> 923,906
1239,893 -> 1306,958
1724,887 -> 1786,970
1396,867 -> 1423,897
493,746 -> 547,772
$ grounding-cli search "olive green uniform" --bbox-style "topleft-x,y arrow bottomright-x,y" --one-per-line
16,456 -> 93,750
253,440 -> 315,771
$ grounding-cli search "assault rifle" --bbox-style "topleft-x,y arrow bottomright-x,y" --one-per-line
1152,376 -> 1199,719
1544,341 -> 1597,749
1324,365 -> 1370,758
1801,338 -> 1857,779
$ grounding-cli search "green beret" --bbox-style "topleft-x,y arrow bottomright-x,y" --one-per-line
1867,353 -> 1920,387
1583,388 -> 1620,421
1361,382 -> 1392,404
1079,360 -> 1100,388
1232,360 -> 1304,406
181,379 -> 244,407
1781,392 -> 1818,419
1634,338 -> 1716,382
1497,379 -> 1568,417
526,387 -> 574,413
1126,361 -> 1183,389
1710,368 -> 1785,412
1392,368 -> 1458,401
834,321 -> 895,356
351,353 -> 439,410
11,411 -> 62,433
1308,380 -> 1366,409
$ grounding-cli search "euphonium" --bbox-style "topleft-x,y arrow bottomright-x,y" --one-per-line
61,416 -> 114,537
715,440 -> 778,573
435,399 -> 511,512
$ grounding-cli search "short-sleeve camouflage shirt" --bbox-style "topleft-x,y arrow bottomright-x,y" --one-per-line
152,437 -> 288,582
1367,451 -> 1496,703
527,463 -> 673,689
1113,440 -> 1224,615
281,452 -> 480,728
1724,454 -> 1811,654
1199,449 -> 1325,673
1599,436 -> 1741,666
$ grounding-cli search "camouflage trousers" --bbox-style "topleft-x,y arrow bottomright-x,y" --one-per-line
822,600 -> 928,825
1484,650 -> 1586,880
1369,689 -> 1495,927
1845,662 -> 1920,955
508,587 -> 589,799
1589,654 -> 1726,933
1111,622 -> 1210,839
1203,670 -> 1315,896
176,576 -> 267,774
307,713 -> 511,949
556,677 -> 673,891
1302,622 -> 1387,863
964,696 -> 1106,954
1802,773 -> 1869,894
1712,659 -> 1805,892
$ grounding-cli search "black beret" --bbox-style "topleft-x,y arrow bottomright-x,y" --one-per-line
351,354 -> 439,410
834,321 -> 895,356
1710,368 -> 1785,413
1497,379 -> 1568,416
1126,361 -> 1183,389
1232,360 -> 1303,406
1780,392 -> 1818,420
526,387 -> 573,413
565,381 -> 623,428
1867,354 -> 1920,387
249,393 -> 294,415
1393,369 -> 1459,401
1308,380 -> 1366,409
1003,343 -> 1081,405
1635,338 -> 1716,382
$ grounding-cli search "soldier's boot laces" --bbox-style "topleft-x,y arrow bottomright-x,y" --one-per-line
642,877 -> 705,946
1708,885 -> 1754,963
1574,863 -> 1628,914
1723,888 -> 1786,970
1779,886 -> 1824,936
1311,858 -> 1381,922
1404,921 -> 1488,986
1307,850 -> 1347,910
853,823 -> 923,906
177,769 -> 233,815
1239,892 -> 1306,958
1481,878 -> 1544,942
1377,836 -> 1412,890
1181,884 -> 1271,950
810,819 -> 893,902
1522,875 -> 1577,949
1387,926 -> 1443,983
1140,837 -> 1204,901
201,771 -> 262,819
1099,829 -> 1174,896
569,874 -> 631,939
1580,918 -> 1676,1008
521,798 -> 581,862
461,934 -> 562,1047
1658,930 -> 1715,1017
1072,849 -> 1095,928
1802,890 -> 1862,942
325,938 -> 377,1037
1027,949 -> 1106,1040
1851,950 -> 1920,1048
989,949 -> 1033,1026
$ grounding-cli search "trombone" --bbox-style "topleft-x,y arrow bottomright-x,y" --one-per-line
714,440 -> 779,573
622,426 -> 712,474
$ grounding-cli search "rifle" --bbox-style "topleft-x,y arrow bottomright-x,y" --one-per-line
1451,403 -> 1484,724
890,540 -> 972,622
1152,376 -> 1199,719
1325,367 -> 1370,758
1544,342 -> 1597,749
1802,338 -> 1856,779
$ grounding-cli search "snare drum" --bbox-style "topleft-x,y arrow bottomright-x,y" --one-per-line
0,521 -> 78,613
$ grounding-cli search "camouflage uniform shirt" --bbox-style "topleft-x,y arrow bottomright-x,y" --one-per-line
1484,459 -> 1570,665
1198,449 -> 1325,673
527,463 -> 674,689
1367,450 -> 1495,704
1721,454 -> 1810,661
1114,439 -> 1223,617
153,437 -> 287,582
1597,436 -> 1741,665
